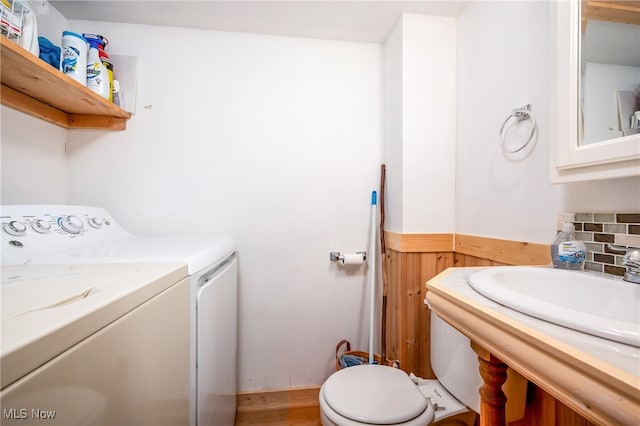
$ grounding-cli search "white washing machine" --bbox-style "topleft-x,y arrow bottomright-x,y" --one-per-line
2,262 -> 191,425
1,205 -> 238,426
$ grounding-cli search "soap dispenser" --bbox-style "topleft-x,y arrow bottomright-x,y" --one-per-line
551,222 -> 586,270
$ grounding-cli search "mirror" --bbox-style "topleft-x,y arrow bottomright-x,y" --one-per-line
552,1 -> 640,183
580,1 -> 640,146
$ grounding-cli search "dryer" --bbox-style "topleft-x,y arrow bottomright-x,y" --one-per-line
1,205 -> 237,426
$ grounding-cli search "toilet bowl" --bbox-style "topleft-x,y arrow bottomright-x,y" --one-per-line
319,312 -> 526,426
319,365 -> 434,426
319,365 -> 477,426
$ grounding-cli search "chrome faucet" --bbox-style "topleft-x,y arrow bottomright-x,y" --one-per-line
622,249 -> 640,284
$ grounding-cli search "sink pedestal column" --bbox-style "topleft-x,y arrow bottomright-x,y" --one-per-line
472,342 -> 508,426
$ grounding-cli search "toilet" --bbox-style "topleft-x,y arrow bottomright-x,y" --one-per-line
319,312 -> 527,426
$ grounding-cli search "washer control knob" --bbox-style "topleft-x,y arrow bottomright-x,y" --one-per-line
59,215 -> 84,234
31,220 -> 52,234
3,221 -> 27,236
88,217 -> 103,228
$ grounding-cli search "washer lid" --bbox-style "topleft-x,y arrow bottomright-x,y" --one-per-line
323,365 -> 428,424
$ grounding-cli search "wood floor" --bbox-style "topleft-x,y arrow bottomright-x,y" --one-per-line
235,387 -> 321,425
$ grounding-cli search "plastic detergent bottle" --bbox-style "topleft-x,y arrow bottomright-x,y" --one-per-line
86,39 -> 110,99
551,222 -> 586,270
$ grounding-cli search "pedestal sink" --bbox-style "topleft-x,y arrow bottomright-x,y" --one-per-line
467,266 -> 640,347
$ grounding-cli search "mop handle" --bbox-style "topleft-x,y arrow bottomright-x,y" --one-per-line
369,191 -> 377,364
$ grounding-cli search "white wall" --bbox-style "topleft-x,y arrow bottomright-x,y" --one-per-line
62,20 -> 383,391
26,0 -> 68,42
384,19 -> 404,233
1,2 -> 69,205
456,1 -> 639,244
560,177 -> 640,213
456,1 -> 557,242
384,14 -> 456,234
1,107 -> 68,204
402,14 -> 456,233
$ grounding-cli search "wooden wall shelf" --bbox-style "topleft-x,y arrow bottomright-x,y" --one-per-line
0,37 -> 130,130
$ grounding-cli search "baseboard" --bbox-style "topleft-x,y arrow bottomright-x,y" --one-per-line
236,387 -> 321,425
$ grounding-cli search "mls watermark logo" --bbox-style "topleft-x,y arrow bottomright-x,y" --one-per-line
3,408 -> 57,420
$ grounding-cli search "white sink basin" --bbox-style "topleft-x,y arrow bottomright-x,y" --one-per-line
467,267 -> 640,347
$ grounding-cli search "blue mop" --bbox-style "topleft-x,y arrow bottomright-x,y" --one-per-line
338,191 -> 378,367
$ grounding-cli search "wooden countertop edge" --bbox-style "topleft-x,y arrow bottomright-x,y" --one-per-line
426,268 -> 640,426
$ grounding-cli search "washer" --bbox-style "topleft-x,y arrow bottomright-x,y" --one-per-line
1,204 -> 238,426
2,262 -> 190,425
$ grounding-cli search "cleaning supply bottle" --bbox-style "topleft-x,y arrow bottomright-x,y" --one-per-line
112,80 -> 122,108
551,222 -> 586,270
60,31 -> 87,85
84,33 -> 114,103
86,39 -> 110,99
99,52 -> 114,103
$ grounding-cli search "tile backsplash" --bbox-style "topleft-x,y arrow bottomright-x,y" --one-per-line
572,213 -> 640,276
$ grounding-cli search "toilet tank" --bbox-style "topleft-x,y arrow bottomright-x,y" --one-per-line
430,312 -> 483,413
430,312 -> 527,422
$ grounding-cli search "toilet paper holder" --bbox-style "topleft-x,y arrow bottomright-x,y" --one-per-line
330,251 -> 367,262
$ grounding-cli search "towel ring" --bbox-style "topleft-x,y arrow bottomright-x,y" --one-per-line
498,104 -> 536,154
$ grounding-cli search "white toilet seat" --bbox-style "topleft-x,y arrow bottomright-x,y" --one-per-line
320,365 -> 435,426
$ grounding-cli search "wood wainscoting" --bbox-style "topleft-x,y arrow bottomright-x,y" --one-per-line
384,232 -> 549,377
385,249 -> 454,378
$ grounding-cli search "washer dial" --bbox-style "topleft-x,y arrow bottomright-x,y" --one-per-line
3,221 -> 27,236
88,217 -> 104,228
59,215 -> 84,234
31,219 -> 52,234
